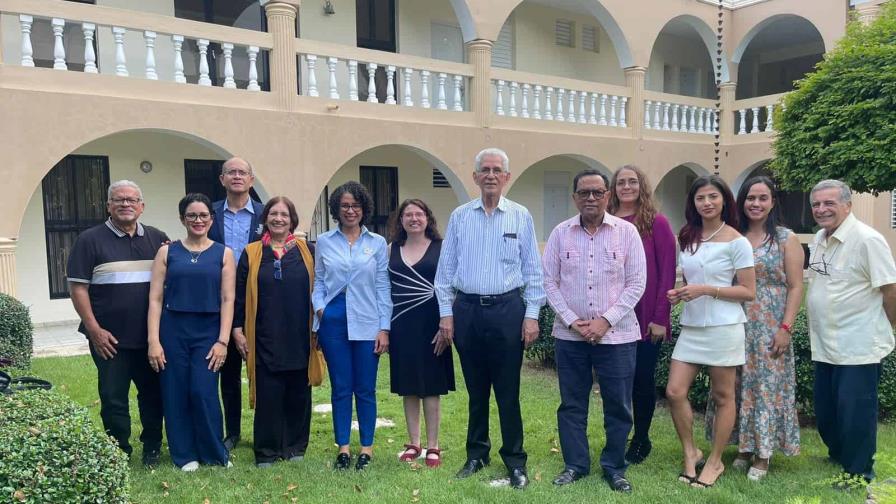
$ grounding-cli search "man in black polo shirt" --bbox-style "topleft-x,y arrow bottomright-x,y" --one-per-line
67,180 -> 169,467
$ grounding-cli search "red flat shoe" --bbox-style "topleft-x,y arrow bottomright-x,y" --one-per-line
425,448 -> 442,468
399,444 -> 421,462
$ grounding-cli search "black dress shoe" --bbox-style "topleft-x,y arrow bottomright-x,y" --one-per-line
141,449 -> 161,468
355,453 -> 372,471
509,467 -> 529,489
455,458 -> 489,479
605,474 -> 633,493
334,452 -> 351,470
625,438 -> 652,464
552,468 -> 584,486
223,435 -> 239,451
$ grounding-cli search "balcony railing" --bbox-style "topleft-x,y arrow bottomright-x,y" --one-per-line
732,93 -> 787,136
643,91 -> 718,135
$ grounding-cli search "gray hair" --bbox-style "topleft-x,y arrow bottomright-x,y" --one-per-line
810,179 -> 851,203
474,148 -> 510,174
222,156 -> 254,176
107,180 -> 143,202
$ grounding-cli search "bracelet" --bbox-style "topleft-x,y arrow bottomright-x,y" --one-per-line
779,322 -> 793,334
713,287 -> 720,299
214,340 -> 228,348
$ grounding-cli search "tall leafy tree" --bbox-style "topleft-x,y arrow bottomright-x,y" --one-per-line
771,2 -> 896,194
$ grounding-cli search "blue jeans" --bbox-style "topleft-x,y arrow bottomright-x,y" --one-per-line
556,339 -> 636,477
318,293 -> 380,447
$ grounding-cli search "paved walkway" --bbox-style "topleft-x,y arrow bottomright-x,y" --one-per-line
32,321 -> 89,357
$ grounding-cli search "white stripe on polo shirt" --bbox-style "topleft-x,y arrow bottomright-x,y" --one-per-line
88,260 -> 154,285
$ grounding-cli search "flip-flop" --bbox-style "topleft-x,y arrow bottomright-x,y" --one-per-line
690,479 -> 715,489
678,472 -> 696,484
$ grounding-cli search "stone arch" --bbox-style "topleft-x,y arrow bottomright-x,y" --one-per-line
654,162 -> 711,232
448,0 -> 478,43
732,14 -> 827,64
650,14 -> 732,84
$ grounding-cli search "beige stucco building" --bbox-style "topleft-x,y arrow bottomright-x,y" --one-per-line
0,0 -> 893,327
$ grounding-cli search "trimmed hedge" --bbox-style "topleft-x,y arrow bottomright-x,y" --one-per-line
0,389 -> 129,503
0,293 -> 33,369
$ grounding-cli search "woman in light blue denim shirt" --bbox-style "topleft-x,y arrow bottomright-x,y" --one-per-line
312,181 -> 392,471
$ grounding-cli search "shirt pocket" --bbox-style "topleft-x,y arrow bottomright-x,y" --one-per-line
501,232 -> 519,264
559,250 -> 583,279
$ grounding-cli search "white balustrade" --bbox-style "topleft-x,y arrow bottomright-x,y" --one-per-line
221,42 -> 235,88
420,71 -> 431,109
619,97 -> 627,127
544,87 -> 554,120
577,92 -> 586,125
327,57 -> 339,99
489,78 -> 628,128
366,63 -> 378,103
738,109 -> 747,134
172,35 -> 186,83
51,18 -> 66,70
401,67 -> 412,106
508,81 -> 518,117
609,95 -> 618,127
521,83 -> 531,119
644,100 -> 652,129
247,46 -> 260,91
197,38 -> 211,85
436,73 -> 448,110
671,104 -> 679,132
555,88 -> 565,122
567,90 -> 577,123
765,104 -> 774,132
533,85 -> 543,120
696,107 -> 704,134
599,94 -> 608,126
385,66 -> 396,105
661,102 -> 670,131
495,80 -> 505,116
588,93 -> 597,125
19,15 -> 34,67
113,27 -> 128,76
144,31 -> 158,80
452,75 -> 463,112
653,101 -> 661,130
349,60 -> 359,101
82,23 -> 97,74
733,101 -> 780,135
750,107 -> 760,133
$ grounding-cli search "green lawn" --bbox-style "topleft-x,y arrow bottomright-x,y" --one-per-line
31,354 -> 893,504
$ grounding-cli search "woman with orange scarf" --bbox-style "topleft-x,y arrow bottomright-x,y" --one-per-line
232,196 -> 318,468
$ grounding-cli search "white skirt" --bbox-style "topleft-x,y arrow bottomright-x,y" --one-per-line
672,323 -> 745,367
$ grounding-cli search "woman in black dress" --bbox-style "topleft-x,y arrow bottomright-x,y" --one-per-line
389,199 -> 455,468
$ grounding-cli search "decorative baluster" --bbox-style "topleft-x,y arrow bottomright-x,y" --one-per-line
452,75 -> 463,111
327,57 -> 339,99
19,15 -> 34,67
662,102 -> 671,131
578,91 -> 587,124
766,104 -> 774,132
168,35 -> 184,83
50,18 -> 67,70
751,106 -> 760,133
688,106 -> 697,133
495,80 -> 505,115
304,55 -> 318,96
670,104 -> 680,132
420,70 -> 431,108
555,88 -> 565,122
696,107 -> 705,134
385,65 -> 396,104
619,97 -> 628,127
567,90 -> 576,122
738,109 -> 747,134
521,83 -> 531,118
607,95 -> 617,127
704,108 -> 713,134
113,27 -> 129,76
366,63 -> 378,103
144,31 -> 158,80
247,46 -> 260,90
679,105 -> 688,132
653,101 -> 661,130
588,93 -> 598,125
348,60 -> 359,101
436,73 -> 448,110
401,67 -> 412,106
533,85 -> 543,120
643,100 -> 651,129
221,42 -> 235,88
599,94 -> 608,126
544,87 -> 553,120
82,23 -> 97,74
508,81 -> 518,117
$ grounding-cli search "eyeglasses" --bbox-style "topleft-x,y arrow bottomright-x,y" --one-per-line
184,213 -> 212,222
478,167 -> 506,175
110,197 -> 142,206
224,169 -> 252,177
808,245 -> 839,277
340,204 -> 363,212
575,189 -> 608,200
273,259 -> 282,281
616,179 -> 640,188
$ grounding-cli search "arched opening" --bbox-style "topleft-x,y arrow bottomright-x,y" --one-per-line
506,154 -> 610,241
733,15 -> 825,99
310,144 -> 468,241
654,163 -> 710,232
647,16 -> 728,98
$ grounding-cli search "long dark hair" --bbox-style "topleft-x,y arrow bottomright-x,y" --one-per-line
678,175 -> 738,253
608,165 -> 658,236
260,196 -> 299,234
736,175 -> 783,248
328,181 -> 373,226
389,199 -> 441,246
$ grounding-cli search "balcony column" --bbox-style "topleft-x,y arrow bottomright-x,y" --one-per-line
0,238 -> 17,297
624,66 -> 646,138
718,81 -> 736,144
466,39 -> 493,128
263,0 -> 300,110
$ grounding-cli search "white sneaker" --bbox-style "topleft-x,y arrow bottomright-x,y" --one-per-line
181,461 -> 200,472
226,461 -> 233,468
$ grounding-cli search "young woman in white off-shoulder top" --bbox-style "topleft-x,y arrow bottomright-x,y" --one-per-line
665,175 -> 756,489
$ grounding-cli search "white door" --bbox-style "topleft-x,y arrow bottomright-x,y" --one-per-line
543,171 -> 572,241
431,23 -> 465,110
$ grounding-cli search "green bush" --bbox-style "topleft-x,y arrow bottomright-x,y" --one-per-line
525,305 -> 556,369
0,389 -> 129,503
0,293 -> 33,369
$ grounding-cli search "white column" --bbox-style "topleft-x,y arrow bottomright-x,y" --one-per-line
577,91 -> 586,124
661,102 -> 671,131
452,75 -> 463,112
401,67 -> 413,106
113,27 -> 128,77
144,31 -> 158,80
495,80 -> 505,116
420,70 -> 430,108
567,90 -> 576,122
555,88 -> 565,122
172,35 -> 186,83
385,66 -> 396,104
588,93 -> 598,125
544,87 -> 553,120
643,100 -> 651,129
533,85 -> 543,120
82,23 -> 97,74
738,109 -> 747,134
436,72 -> 448,110
520,83 -> 531,118
766,104 -> 775,132
366,63 -> 378,103
247,46 -> 260,90
598,94 -> 608,126
671,104 -> 680,132
688,106 -> 697,133
51,18 -> 66,70
19,15 -> 34,67
751,106 -> 760,133
348,60 -> 359,101
327,57 -> 339,99
508,81 -> 518,117
619,97 -> 628,127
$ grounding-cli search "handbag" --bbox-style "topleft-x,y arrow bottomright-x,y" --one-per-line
308,333 -> 326,386
0,370 -> 52,395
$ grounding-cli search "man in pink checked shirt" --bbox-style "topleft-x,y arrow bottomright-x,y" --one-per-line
542,169 -> 646,494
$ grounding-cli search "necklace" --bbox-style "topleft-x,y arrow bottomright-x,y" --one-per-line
184,241 -> 207,263
700,222 -> 725,242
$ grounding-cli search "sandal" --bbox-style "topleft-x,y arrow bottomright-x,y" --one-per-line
732,456 -> 752,471
398,444 -> 421,462
690,479 -> 715,489
425,448 -> 442,468
747,466 -> 768,481
678,472 -> 696,484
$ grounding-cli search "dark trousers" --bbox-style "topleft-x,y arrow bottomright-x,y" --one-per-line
253,360 -> 312,463
219,338 -> 243,440
631,339 -> 662,442
453,293 -> 526,469
89,344 -> 163,456
814,361 -> 882,480
556,339 -> 636,477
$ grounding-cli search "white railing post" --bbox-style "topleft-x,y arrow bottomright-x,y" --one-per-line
653,101 -> 662,130
51,18 -> 66,70
533,85 -> 543,120
385,65 -> 396,104
452,75 -> 463,111
401,67 -> 413,106
588,93 -> 598,125
751,106 -> 760,133
609,95 -> 619,127
172,35 -> 186,83
705,108 -> 713,134
221,43 -> 235,88
619,97 -> 628,127
82,23 -> 97,74
366,63 -> 378,103
521,83 -> 531,118
307,55 -> 320,96
578,91 -> 587,124
144,31 -> 158,80
661,102 -> 671,131
348,60 -> 359,101
679,105 -> 687,132
544,87 -> 553,120
688,106 -> 697,133
643,100 -> 651,130
436,73 -> 448,110
197,38 -> 211,85
327,57 -> 339,99
247,46 -> 260,90
19,15 -> 34,67
599,94 -> 608,126
696,107 -> 705,134
738,109 -> 747,134
671,104 -> 680,132
766,104 -> 774,132
113,27 -> 129,77
508,81 -> 518,117
420,70 -> 430,108
495,80 -> 505,116
567,90 -> 576,122
555,88 -> 565,122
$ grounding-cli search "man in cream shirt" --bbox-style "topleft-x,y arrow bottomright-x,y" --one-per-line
806,179 -> 896,484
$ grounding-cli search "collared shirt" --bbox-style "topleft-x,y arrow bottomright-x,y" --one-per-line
66,218 -> 169,349
435,196 -> 545,319
542,213 -> 646,343
679,237 -> 754,327
312,226 -> 392,340
223,199 -> 255,260
807,212 -> 896,365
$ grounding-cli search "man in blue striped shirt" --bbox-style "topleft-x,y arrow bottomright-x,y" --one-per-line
435,148 -> 545,489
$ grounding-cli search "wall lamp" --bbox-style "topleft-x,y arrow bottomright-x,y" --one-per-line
324,1 -> 335,15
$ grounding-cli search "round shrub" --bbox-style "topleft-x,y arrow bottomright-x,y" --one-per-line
0,389 -> 129,503
0,293 -> 33,369
526,305 -> 557,369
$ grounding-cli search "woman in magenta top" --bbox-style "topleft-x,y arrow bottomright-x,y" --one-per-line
608,165 -> 677,464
